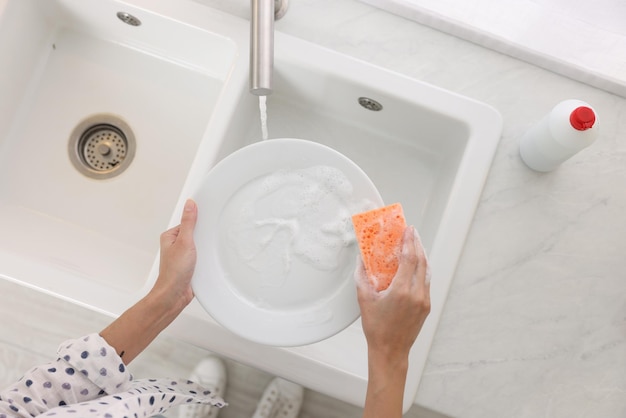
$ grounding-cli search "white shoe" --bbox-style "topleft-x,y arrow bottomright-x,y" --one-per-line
252,377 -> 304,418
178,356 -> 227,418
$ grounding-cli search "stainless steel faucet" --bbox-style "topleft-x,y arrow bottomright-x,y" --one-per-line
250,0 -> 288,96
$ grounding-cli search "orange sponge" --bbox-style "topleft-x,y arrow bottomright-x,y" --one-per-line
351,203 -> 407,291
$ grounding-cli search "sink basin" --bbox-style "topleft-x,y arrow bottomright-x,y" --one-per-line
0,0 -> 240,307
216,42 -> 473,251
0,0 -> 502,413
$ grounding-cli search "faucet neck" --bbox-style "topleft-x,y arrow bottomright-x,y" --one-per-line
250,0 -> 275,96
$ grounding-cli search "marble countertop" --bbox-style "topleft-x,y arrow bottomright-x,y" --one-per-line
359,0 -> 626,98
194,0 -> 626,416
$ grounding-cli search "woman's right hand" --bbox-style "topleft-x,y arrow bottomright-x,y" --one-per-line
356,225 -> 431,418
356,225 -> 431,358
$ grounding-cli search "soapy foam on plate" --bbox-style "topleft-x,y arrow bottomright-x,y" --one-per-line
218,165 -> 376,310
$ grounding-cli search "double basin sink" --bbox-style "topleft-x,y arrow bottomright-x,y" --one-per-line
0,0 -> 502,412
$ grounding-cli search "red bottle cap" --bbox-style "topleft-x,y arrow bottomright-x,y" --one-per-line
570,106 -> 596,130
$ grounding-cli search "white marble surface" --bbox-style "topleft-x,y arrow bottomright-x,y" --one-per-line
191,0 -> 626,417
358,0 -> 626,98
2,0 -> 625,417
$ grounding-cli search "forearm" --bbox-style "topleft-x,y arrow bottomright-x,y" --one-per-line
99,284 -> 186,365
362,349 -> 409,418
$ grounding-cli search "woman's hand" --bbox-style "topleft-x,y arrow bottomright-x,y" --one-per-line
357,225 -> 431,418
150,198 -> 198,313
357,225 -> 431,358
100,199 -> 200,364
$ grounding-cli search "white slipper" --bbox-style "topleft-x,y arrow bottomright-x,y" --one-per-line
252,377 -> 304,418
178,356 -> 227,418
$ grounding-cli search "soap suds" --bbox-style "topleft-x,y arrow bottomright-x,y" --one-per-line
218,165 -> 376,310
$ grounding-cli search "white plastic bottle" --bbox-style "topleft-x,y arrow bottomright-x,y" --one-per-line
519,99 -> 599,172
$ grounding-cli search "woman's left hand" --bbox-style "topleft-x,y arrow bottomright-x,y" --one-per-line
151,199 -> 198,312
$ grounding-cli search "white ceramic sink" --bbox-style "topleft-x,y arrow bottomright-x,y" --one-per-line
0,0 -> 242,308
0,0 -> 502,412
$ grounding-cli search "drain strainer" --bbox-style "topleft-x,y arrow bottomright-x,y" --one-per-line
358,97 -> 383,111
69,114 -> 136,179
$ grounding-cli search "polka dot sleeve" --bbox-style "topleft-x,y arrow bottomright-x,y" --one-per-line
56,333 -> 133,395
38,379 -> 226,418
0,334 -> 131,417
0,334 -> 226,418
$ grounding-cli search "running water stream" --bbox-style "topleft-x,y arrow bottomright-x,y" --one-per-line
259,95 -> 268,140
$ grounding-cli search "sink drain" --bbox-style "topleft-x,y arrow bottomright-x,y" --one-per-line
358,97 -> 383,111
69,114 -> 136,179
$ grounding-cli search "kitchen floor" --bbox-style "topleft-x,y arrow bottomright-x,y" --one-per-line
0,280 -> 442,418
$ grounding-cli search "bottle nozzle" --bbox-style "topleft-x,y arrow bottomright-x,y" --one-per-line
570,106 -> 595,130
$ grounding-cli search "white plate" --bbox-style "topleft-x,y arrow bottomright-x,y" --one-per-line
191,138 -> 383,346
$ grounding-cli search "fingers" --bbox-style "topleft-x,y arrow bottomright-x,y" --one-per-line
160,225 -> 180,248
178,199 -> 198,245
390,226 -> 419,289
411,227 -> 431,311
412,227 -> 429,287
353,255 -> 367,284
354,256 -> 372,294
159,199 -> 198,249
